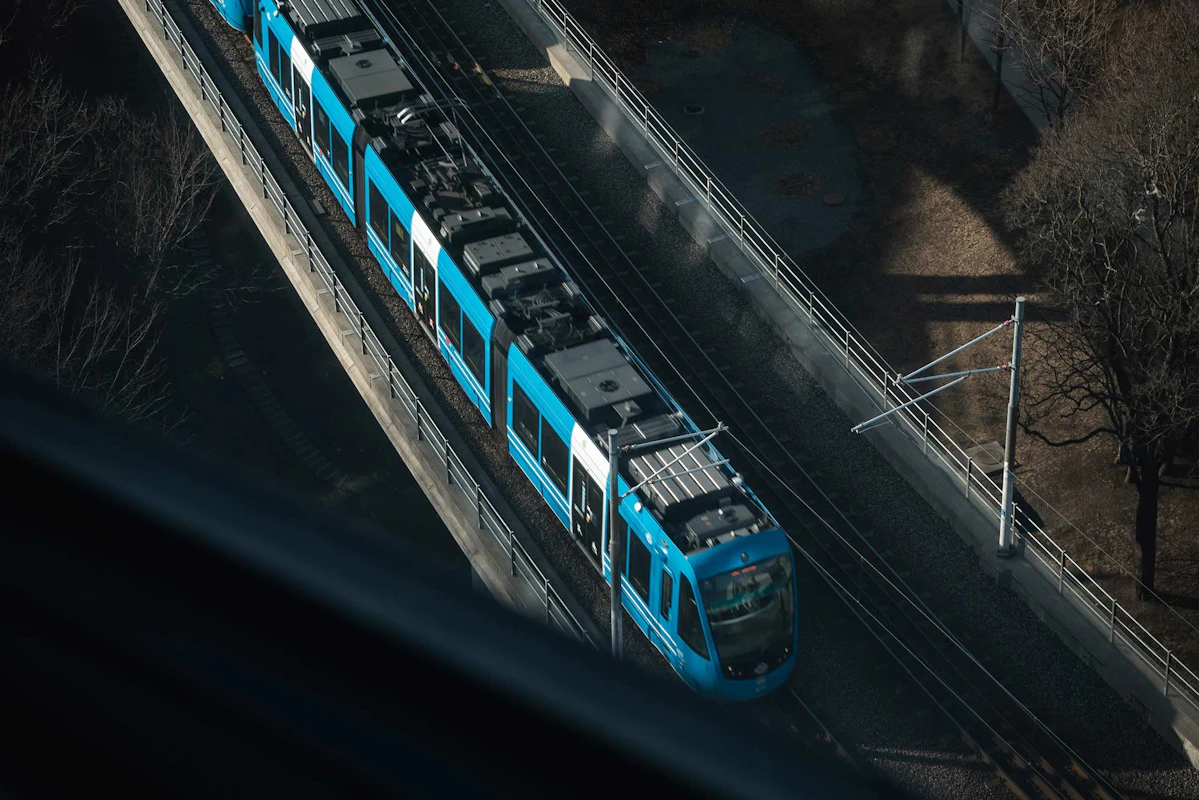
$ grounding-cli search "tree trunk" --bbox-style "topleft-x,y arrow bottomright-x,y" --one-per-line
1135,463 -> 1160,601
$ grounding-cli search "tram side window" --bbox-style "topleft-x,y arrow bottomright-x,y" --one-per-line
389,209 -> 409,268
279,48 -> 292,101
268,30 -> 278,81
540,424 -> 568,496
660,570 -> 673,621
314,100 -> 331,156
439,282 -> 461,351
679,577 -> 709,660
369,181 -> 389,245
254,5 -> 262,48
629,533 -> 650,603
462,321 -> 486,390
332,130 -> 350,191
512,382 -> 539,456
613,512 -> 629,576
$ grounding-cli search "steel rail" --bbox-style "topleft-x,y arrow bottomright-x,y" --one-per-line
353,2 -> 1121,796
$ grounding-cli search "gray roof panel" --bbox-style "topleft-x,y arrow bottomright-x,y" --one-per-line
544,339 -> 626,384
629,442 -> 733,518
291,0 -> 361,27
329,51 -> 415,109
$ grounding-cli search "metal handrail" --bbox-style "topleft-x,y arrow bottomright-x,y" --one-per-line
523,0 -> 1199,707
142,0 -> 595,648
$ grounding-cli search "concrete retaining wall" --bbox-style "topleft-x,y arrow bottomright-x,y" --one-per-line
497,0 -> 1199,764
118,0 -> 601,645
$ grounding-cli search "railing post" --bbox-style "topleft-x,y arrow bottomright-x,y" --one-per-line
706,175 -> 712,207
673,137 -> 679,170
283,202 -> 290,236
510,531 -> 517,577
445,435 -> 452,485
219,98 -> 226,132
965,457 -> 973,497
333,277 -> 341,314
1011,502 -> 1020,544
1109,598 -> 1118,644
843,327 -> 850,368
475,483 -> 483,529
306,230 -> 314,273
260,156 -> 268,199
808,288 -> 815,324
387,357 -> 395,399
238,125 -> 246,165
415,399 -> 423,442
921,411 -> 930,455
359,311 -> 367,355
545,578 -> 551,624
1165,650 -> 1172,695
1058,551 -> 1066,593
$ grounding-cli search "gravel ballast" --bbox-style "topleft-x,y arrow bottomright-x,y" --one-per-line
170,0 -> 669,679
166,0 -> 1197,795
437,0 -> 1199,796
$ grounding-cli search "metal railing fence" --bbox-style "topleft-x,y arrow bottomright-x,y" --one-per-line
523,0 -> 1199,708
142,0 -> 596,648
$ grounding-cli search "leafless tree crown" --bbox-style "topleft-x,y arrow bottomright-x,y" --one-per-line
1003,0 -> 1199,594
993,0 -> 1120,125
0,55 -> 218,426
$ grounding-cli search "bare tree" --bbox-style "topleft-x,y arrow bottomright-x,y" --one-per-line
0,0 -> 89,56
1003,1 -> 1199,598
0,58 -> 215,428
0,62 -> 104,230
1,245 -> 171,425
106,102 -> 219,300
993,0 -> 1118,126
0,0 -> 22,50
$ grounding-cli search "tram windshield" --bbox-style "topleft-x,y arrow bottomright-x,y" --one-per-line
700,553 -> 794,666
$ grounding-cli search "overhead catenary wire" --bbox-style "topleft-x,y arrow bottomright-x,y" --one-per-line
354,3 -> 1121,795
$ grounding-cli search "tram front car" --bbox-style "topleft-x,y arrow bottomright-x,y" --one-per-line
687,526 -> 797,700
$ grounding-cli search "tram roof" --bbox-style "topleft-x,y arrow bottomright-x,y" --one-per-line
290,0 -> 361,27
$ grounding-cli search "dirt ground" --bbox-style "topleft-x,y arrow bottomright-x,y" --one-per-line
562,0 -> 1199,669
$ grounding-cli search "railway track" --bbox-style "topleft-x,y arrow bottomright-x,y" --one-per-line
755,688 -> 867,781
356,1 -> 1122,797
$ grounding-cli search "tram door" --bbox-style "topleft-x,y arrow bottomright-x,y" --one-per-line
571,459 -> 603,567
413,251 -> 436,342
293,66 -> 312,154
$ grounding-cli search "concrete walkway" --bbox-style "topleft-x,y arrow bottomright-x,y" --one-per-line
631,26 -> 860,257
499,0 -> 1199,768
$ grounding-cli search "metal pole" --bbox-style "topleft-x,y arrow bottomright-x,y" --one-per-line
903,318 -> 1012,382
992,32 -> 1006,112
608,428 -> 623,660
957,0 -> 967,61
998,296 -> 1025,557
852,374 -> 968,434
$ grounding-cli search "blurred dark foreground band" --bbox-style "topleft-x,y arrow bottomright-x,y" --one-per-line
0,365 -> 896,799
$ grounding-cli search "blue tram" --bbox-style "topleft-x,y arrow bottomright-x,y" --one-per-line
232,0 -> 798,699
210,0 -> 255,32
